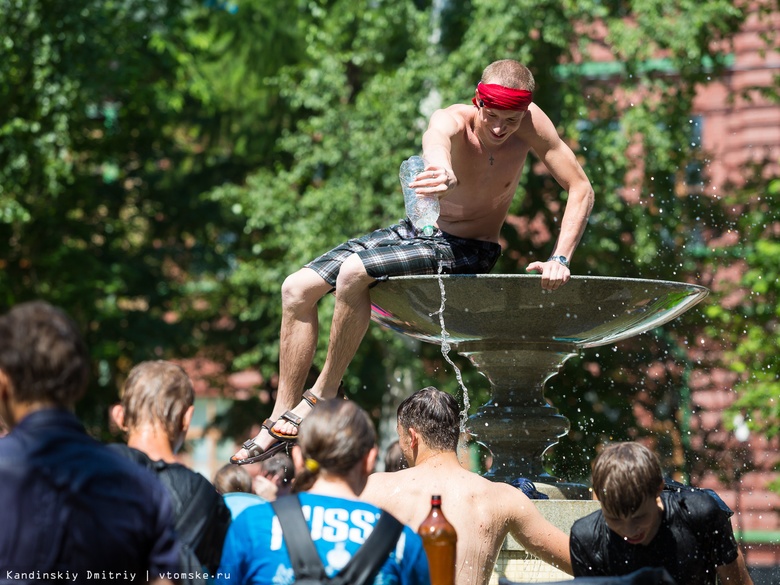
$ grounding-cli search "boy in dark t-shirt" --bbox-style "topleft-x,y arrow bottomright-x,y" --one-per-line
111,360 -> 231,581
570,442 -> 753,585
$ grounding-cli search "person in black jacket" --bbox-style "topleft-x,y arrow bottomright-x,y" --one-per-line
570,442 -> 753,585
0,302 -> 180,584
111,360 -> 231,582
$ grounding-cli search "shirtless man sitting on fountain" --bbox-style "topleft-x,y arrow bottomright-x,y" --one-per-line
362,386 -> 573,585
231,58 -> 595,465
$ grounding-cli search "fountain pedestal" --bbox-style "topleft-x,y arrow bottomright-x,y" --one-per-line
370,274 -> 708,495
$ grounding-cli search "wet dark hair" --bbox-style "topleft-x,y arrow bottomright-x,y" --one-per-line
295,399 -> 376,492
120,360 -> 194,444
262,451 -> 295,486
397,386 -> 459,452
0,301 -> 89,407
592,442 -> 663,517
482,59 -> 536,91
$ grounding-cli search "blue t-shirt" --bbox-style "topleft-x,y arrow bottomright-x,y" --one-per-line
216,493 -> 430,585
223,492 -> 266,520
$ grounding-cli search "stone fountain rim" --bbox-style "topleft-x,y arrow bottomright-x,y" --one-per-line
380,273 -> 709,293
371,273 -> 710,350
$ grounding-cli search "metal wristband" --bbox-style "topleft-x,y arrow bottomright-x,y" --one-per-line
548,255 -> 569,268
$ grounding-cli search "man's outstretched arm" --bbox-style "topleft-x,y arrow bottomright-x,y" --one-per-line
503,486 -> 573,575
524,106 -> 594,289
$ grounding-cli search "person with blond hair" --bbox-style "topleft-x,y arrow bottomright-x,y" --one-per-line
112,360 -> 231,581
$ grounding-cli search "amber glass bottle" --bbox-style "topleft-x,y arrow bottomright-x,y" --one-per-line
417,495 -> 457,585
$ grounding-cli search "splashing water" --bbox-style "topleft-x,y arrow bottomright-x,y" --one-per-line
430,256 -> 470,431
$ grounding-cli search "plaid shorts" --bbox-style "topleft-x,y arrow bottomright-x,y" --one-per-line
305,219 -> 502,289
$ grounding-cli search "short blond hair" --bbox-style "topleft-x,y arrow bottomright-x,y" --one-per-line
481,59 -> 535,91
120,360 -> 194,444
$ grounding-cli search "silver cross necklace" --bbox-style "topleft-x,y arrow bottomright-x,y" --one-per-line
474,127 -> 495,165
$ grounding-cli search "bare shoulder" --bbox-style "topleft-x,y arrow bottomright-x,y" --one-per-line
430,104 -> 472,132
363,471 -> 394,497
518,103 -> 562,147
483,478 -> 540,518
362,469 -> 431,526
363,470 -> 414,504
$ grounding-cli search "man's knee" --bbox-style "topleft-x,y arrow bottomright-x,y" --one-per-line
281,270 -> 325,310
335,255 -> 373,289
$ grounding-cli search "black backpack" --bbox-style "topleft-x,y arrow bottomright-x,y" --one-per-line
271,495 -> 405,585
108,444 -> 232,583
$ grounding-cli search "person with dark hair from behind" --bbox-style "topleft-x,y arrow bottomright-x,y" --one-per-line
214,463 -> 254,495
362,386 -> 572,585
0,301 -> 179,584
570,442 -> 754,585
213,464 -> 266,520
216,399 -> 430,585
110,360 -> 231,581
384,439 -> 409,472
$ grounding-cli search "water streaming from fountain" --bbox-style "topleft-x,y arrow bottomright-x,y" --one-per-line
430,258 -> 471,431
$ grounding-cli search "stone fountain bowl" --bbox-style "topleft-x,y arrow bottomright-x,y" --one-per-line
370,274 -> 709,491
370,274 -> 709,350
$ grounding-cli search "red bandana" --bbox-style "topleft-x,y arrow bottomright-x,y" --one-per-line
472,82 -> 533,111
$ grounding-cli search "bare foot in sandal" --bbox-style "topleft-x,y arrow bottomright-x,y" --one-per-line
269,389 -> 322,439
231,385 -> 346,465
229,419 -> 290,466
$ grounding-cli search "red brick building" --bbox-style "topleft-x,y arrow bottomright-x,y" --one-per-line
687,8 -> 780,575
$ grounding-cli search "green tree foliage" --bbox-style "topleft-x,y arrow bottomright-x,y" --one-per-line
0,0 -> 292,431
204,0 -> 438,413
703,173 -> 780,490
2,0 -> 774,485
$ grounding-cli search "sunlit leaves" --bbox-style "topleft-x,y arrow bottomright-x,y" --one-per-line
709,177 -> 780,448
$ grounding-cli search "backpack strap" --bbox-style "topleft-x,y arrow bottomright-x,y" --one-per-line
330,510 -> 404,585
272,495 -> 405,585
271,495 -> 327,582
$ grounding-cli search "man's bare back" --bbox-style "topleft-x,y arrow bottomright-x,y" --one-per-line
362,454 -> 571,585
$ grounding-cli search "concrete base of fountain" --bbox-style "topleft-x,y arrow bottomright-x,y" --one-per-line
491,501 -> 602,583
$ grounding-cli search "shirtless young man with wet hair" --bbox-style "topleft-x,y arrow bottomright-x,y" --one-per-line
231,59 -> 595,465
362,386 -> 573,585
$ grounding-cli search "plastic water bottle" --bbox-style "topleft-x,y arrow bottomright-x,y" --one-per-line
400,155 -> 439,236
